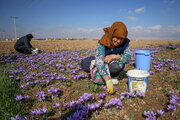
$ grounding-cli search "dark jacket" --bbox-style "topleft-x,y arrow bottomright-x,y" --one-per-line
14,36 -> 33,52
105,38 -> 130,56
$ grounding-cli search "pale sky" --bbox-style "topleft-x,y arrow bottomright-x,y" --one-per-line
0,0 -> 180,39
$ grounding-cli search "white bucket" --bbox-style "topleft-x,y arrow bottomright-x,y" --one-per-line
127,69 -> 150,93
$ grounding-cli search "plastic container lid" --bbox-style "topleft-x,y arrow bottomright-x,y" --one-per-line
135,50 -> 151,56
126,69 -> 150,78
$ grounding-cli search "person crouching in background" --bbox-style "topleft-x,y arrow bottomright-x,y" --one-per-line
14,34 -> 37,54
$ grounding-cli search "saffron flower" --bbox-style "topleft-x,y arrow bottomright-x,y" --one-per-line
36,91 -> 46,101
88,100 -> 103,111
98,93 -> 106,99
143,111 -> 156,120
157,109 -> 165,116
167,104 -> 176,112
11,115 -> 27,120
48,87 -> 60,97
14,95 -> 23,101
79,93 -> 92,102
31,107 -> 47,115
66,105 -> 89,120
53,103 -> 61,109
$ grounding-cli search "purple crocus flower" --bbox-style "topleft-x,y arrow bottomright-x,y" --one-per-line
9,75 -> 14,79
167,104 -> 176,112
66,105 -> 89,120
73,74 -> 87,81
98,93 -> 106,99
88,104 -> 96,111
120,95 -> 125,100
88,100 -> 103,111
11,115 -> 26,120
53,102 -> 61,109
170,98 -> 177,106
23,95 -> 31,99
104,103 -> 110,108
79,93 -> 92,102
60,68 -> 65,72
36,91 -> 46,101
170,64 -> 175,69
116,101 -> 122,110
48,87 -> 60,97
157,109 -> 165,116
149,71 -> 155,75
39,107 -> 47,114
128,92 -> 136,98
15,77 -> 20,81
169,90 -> 174,95
30,108 -> 39,115
19,85 -> 25,89
109,98 -> 120,106
136,91 -> 145,98
68,100 -> 77,108
14,95 -> 23,101
144,111 -> 156,120
31,107 -> 47,115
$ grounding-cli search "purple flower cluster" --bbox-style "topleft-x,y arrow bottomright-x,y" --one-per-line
169,64 -> 180,70
14,95 -> 31,101
63,93 -> 93,108
143,90 -> 179,119
80,93 -> 93,102
3,47 -> 180,119
9,75 -> 14,79
20,80 -> 50,88
36,91 -> 46,101
48,87 -> 60,97
120,90 -> 145,100
104,98 -> 122,109
167,90 -> 180,112
55,63 -> 65,68
98,93 -> 106,99
53,102 -> 61,109
153,63 -> 163,72
157,109 -> 165,116
88,100 -> 103,111
66,105 -> 89,120
144,111 -> 157,120
73,74 -> 87,81
67,64 -> 76,69
56,75 -> 69,81
144,109 -> 165,120
149,71 -> 155,75
10,115 -> 27,120
31,107 -> 47,115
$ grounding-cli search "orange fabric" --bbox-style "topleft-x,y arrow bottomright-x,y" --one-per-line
99,21 -> 128,48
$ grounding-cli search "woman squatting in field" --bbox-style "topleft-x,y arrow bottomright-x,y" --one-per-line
90,21 -> 131,94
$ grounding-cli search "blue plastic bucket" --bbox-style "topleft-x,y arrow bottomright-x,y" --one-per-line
135,50 -> 151,71
127,69 -> 150,93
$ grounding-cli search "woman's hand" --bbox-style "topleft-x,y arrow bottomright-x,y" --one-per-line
104,54 -> 117,64
103,76 -> 114,94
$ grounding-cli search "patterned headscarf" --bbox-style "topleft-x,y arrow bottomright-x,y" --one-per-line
99,21 -> 128,48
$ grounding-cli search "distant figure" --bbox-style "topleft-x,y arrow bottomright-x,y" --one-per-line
14,34 -> 36,54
